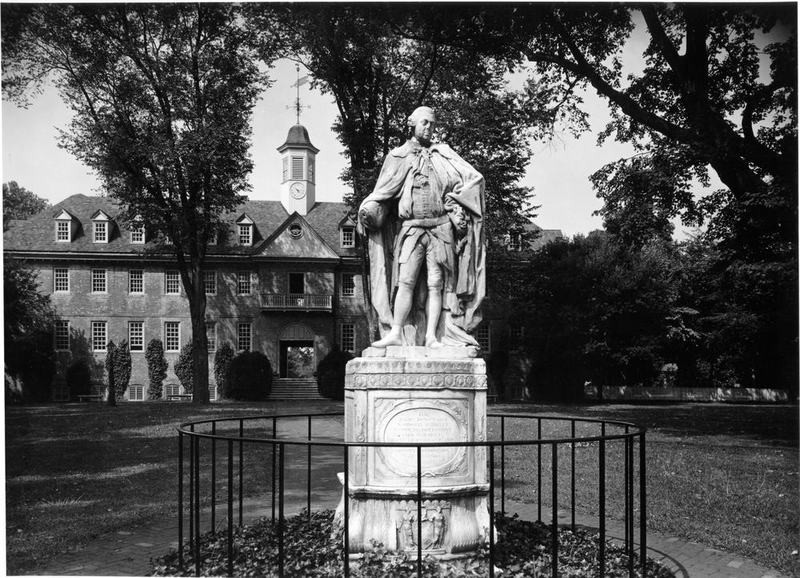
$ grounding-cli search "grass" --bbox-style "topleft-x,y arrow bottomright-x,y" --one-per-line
5,400 -> 798,575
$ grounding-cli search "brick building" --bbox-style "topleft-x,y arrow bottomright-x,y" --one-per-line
4,123 -> 369,401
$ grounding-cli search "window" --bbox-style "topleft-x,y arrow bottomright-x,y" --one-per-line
91,269 -> 107,293
237,322 -> 252,352
129,384 -> 144,401
91,321 -> 107,352
164,321 -> 180,352
237,271 -> 252,295
204,271 -> 217,295
507,233 -> 521,252
130,222 -> 145,244
476,324 -> 491,352
289,272 -> 304,295
93,221 -> 108,243
206,322 -> 217,353
291,156 -> 304,179
54,320 -> 70,351
341,273 -> 355,296
282,157 -> 289,181
54,268 -> 69,293
341,226 -> 355,248
209,385 -> 217,401
56,220 -> 71,242
165,271 -> 180,294
129,270 -> 144,294
308,160 -> 314,182
340,323 -> 355,354
165,383 -> 180,398
238,224 -> 252,246
129,321 -> 144,352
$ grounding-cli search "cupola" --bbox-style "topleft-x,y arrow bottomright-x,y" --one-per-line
277,124 -> 318,216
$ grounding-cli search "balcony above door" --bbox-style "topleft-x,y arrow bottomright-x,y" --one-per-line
260,293 -> 332,312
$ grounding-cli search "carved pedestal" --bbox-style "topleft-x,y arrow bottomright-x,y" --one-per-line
342,350 -> 489,558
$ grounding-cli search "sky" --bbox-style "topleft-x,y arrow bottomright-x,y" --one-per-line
2,37 -> 697,239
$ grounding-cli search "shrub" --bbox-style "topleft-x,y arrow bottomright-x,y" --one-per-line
174,342 -> 194,394
226,351 -> 272,401
66,359 -> 92,399
316,346 -> 353,401
214,343 -> 235,399
113,340 -> 132,400
105,341 -> 117,406
146,339 -> 168,399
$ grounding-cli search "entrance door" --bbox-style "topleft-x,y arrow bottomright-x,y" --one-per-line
280,340 -> 315,378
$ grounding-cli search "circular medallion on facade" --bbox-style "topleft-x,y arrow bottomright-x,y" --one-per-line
290,182 -> 306,199
289,223 -> 303,239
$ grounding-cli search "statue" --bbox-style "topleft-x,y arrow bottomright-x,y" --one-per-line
358,106 -> 486,350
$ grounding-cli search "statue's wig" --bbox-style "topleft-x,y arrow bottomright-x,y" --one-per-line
407,106 -> 436,126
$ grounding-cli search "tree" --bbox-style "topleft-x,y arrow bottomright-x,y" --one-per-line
146,339 -> 168,400
3,181 -> 49,230
2,4 -> 274,403
105,341 -> 117,406
113,339 -> 132,400
213,342 -> 234,399
174,342 -> 194,395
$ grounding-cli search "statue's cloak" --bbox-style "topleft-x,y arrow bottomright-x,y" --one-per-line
359,140 -> 486,346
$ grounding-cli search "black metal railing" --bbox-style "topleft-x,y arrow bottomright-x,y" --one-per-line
176,412 -> 647,577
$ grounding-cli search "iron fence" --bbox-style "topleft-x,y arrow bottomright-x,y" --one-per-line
176,412 -> 647,577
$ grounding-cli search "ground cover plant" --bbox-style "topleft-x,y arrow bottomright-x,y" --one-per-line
151,509 -> 674,577
5,402 -> 797,575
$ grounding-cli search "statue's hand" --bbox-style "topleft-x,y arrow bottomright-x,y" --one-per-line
448,205 -> 468,234
359,200 -> 387,232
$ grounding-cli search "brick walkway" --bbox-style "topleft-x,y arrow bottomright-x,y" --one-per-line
37,497 -> 788,577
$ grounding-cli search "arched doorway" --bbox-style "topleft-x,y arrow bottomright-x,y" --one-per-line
278,323 -> 316,378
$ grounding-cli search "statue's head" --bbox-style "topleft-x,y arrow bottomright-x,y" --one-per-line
408,106 -> 436,146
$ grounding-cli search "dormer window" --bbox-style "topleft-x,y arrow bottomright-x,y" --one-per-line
92,210 -> 111,244
507,233 -> 521,252
130,220 -> 145,244
341,225 -> 355,248
54,209 -> 74,243
237,214 -> 254,246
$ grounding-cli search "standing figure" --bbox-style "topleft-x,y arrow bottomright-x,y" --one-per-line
358,106 -> 485,349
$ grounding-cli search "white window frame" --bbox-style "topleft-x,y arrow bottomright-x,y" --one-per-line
341,273 -> 355,297
91,321 -> 107,352
129,269 -> 144,294
206,321 -> 217,353
164,321 -> 180,352
237,322 -> 252,352
55,220 -> 71,242
165,383 -> 180,398
340,323 -> 355,354
238,224 -> 252,246
54,268 -> 69,293
204,270 -> 217,295
237,271 -> 252,295
341,226 -> 355,248
130,222 -> 145,244
129,321 -> 144,352
93,220 -> 108,243
91,269 -> 107,293
54,320 -> 70,351
129,384 -> 144,401
164,271 -> 180,295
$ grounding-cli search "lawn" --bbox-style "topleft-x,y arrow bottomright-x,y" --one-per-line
5,400 -> 798,576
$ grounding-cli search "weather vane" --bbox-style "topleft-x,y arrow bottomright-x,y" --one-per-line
288,64 -> 310,124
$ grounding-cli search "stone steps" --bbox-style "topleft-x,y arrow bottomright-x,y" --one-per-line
269,378 -> 324,400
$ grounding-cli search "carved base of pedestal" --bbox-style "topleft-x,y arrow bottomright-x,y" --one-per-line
344,492 -> 490,556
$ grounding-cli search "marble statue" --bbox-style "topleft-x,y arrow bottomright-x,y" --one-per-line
358,106 -> 486,350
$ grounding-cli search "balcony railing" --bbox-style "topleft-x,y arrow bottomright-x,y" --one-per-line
260,293 -> 333,312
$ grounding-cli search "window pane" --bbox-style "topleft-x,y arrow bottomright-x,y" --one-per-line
238,224 -> 251,246
206,322 -> 216,353
54,268 -> 69,292
129,270 -> 144,294
91,321 -> 107,351
56,221 -> 70,242
165,271 -> 180,294
238,271 -> 252,295
131,223 -> 144,244
341,323 -> 355,353
129,321 -> 144,351
94,221 -> 107,243
55,320 -> 70,350
130,384 -> 144,401
341,273 -> 355,296
237,323 -> 251,352
341,227 -> 355,247
92,269 -> 107,293
165,321 -> 180,351
476,325 -> 490,351
204,271 -> 216,294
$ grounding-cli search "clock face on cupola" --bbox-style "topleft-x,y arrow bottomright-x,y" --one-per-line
277,123 -> 318,216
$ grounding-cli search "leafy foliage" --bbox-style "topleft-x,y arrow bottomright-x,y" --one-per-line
2,181 -> 49,230
213,342 -> 235,400
316,346 -> 354,401
151,510 -> 674,577
65,360 -> 92,400
225,351 -> 272,401
113,339 -> 132,400
174,343 -> 194,394
146,339 -> 168,400
105,341 -> 117,406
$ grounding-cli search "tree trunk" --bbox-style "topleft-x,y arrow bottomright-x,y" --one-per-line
188,265 -> 210,404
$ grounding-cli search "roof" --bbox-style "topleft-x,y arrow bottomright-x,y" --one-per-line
523,222 -> 565,251
3,193 -> 357,259
277,124 -> 319,154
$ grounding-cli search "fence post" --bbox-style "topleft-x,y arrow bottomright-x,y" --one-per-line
640,432 -> 647,578
227,438 -> 234,576
177,432 -> 184,570
552,442 -> 558,578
